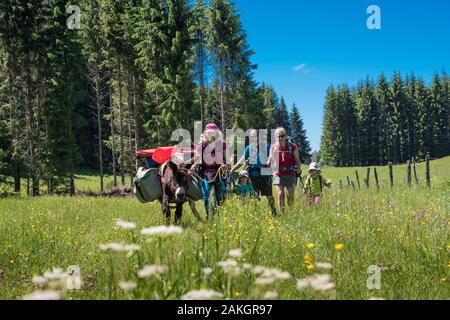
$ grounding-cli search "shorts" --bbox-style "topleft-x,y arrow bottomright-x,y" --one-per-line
249,175 -> 273,197
272,174 -> 296,189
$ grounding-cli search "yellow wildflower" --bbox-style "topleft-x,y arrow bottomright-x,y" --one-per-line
334,243 -> 344,250
306,243 -> 315,250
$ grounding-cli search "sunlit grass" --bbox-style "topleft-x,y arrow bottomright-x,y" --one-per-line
0,157 -> 448,300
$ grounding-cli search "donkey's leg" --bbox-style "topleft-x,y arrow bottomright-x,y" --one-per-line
162,194 -> 171,225
174,203 -> 183,225
189,199 -> 202,222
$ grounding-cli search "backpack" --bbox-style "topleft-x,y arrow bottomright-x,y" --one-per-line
271,141 -> 296,172
133,167 -> 163,203
306,175 -> 323,193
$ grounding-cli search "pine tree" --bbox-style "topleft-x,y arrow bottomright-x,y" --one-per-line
375,73 -> 392,164
429,73 -> 449,158
289,104 -> 311,163
337,84 -> 357,166
354,79 -> 380,165
275,97 -> 291,134
390,72 -> 410,163
321,86 -> 344,166
414,77 -> 432,159
191,0 -> 209,127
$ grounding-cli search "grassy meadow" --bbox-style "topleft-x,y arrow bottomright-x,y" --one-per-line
0,157 -> 449,300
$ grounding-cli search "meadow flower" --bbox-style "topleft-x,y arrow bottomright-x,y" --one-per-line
181,289 -> 223,300
141,225 -> 183,236
119,281 -> 137,293
228,248 -> 243,258
334,243 -> 344,250
22,290 -> 61,300
99,243 -> 141,255
217,259 -> 241,276
263,290 -> 279,299
202,267 -> 213,276
99,243 -> 124,251
310,274 -> 335,291
253,267 -> 290,286
138,265 -> 168,278
316,262 -> 333,270
115,219 -> 136,230
305,243 -> 315,250
32,276 -> 47,288
242,263 -> 252,270
296,274 -> 335,292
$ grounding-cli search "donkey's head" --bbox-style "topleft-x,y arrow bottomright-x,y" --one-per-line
163,160 -> 190,203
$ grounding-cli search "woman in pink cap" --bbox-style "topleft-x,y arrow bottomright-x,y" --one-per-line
190,123 -> 229,219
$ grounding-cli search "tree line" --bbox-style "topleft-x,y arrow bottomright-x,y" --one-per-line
0,0 -> 311,195
320,72 -> 450,167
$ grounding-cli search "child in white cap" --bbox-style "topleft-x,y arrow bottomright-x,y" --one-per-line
303,162 -> 332,205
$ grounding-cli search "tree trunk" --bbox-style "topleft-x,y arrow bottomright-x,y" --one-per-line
220,56 -> 225,133
133,75 -> 139,172
95,66 -> 104,192
110,85 -> 117,187
118,60 -> 125,186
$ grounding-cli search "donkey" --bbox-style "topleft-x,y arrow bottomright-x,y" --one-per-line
159,160 -> 202,224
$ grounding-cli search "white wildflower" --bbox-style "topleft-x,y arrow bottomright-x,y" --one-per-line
99,243 -> 124,251
296,274 -> 335,292
242,263 -> 252,270
296,279 -> 310,290
202,267 -> 213,276
228,248 -> 243,258
138,265 -> 168,278
217,259 -> 241,277
115,219 -> 136,230
263,290 -> 279,300
181,289 -> 223,300
32,276 -> 47,288
316,262 -> 333,270
22,290 -> 61,300
368,297 -> 385,300
141,225 -> 183,236
310,274 -> 335,291
119,281 -> 137,293
99,243 -> 141,255
255,277 -> 275,286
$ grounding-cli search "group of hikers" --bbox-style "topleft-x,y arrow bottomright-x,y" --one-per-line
185,123 -> 332,218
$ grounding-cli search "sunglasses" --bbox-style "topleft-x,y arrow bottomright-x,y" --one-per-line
278,135 -> 286,138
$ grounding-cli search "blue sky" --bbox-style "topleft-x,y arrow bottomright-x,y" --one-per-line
233,0 -> 450,151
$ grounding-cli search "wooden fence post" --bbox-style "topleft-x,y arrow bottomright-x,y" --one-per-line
346,176 -> 351,189
355,170 -> 361,189
388,162 -> 394,188
406,160 -> 412,187
351,181 -> 356,190
425,155 -> 431,188
364,168 -> 370,188
374,167 -> 379,191
412,157 -> 419,184
339,179 -> 343,190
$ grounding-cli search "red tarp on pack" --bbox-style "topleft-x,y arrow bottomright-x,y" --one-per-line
137,146 -> 195,164
136,149 -> 156,158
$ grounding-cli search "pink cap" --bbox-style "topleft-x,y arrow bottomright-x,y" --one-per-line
204,123 -> 219,133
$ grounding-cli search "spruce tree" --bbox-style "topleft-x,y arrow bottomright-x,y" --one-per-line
290,104 -> 311,163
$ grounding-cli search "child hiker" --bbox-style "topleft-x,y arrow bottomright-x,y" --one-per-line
233,170 -> 258,200
303,162 -> 332,205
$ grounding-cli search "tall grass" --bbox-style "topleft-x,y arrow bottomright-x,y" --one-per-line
0,157 -> 448,300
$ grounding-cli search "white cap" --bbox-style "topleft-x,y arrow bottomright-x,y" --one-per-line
308,162 -> 321,172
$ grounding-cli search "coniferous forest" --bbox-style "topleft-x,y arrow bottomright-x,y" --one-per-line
0,0 -> 310,195
320,72 -> 450,167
